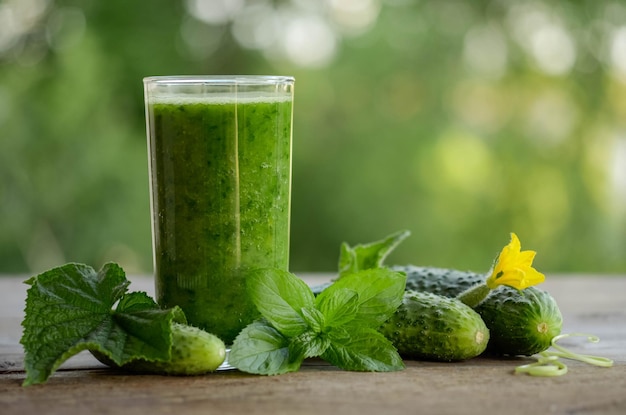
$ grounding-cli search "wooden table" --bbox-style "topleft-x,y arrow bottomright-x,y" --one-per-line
1,274 -> 625,415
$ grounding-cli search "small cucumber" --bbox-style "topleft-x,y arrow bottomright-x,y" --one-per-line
380,290 -> 489,361
475,286 -> 562,356
92,323 -> 226,375
392,265 -> 563,356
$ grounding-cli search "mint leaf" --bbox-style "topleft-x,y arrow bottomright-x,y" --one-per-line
315,288 -> 359,328
229,320 -> 303,375
300,307 -> 325,333
317,268 -> 406,329
338,243 -> 358,276
247,268 -> 315,337
21,262 -> 182,386
322,328 -> 404,372
338,230 -> 410,277
289,330 -> 331,359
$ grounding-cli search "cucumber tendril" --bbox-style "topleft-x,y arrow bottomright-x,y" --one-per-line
515,333 -> 614,377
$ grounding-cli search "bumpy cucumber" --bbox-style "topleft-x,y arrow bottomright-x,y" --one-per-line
395,265 -> 484,296
392,265 -> 563,356
475,286 -> 562,356
92,323 -> 226,375
380,290 -> 489,361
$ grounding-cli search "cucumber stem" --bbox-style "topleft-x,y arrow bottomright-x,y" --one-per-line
456,283 -> 492,308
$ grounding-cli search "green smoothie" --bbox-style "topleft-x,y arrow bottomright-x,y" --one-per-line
146,89 -> 293,344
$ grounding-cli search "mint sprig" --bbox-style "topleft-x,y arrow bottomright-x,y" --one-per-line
338,229 -> 410,277
229,267 -> 406,375
20,262 -> 185,386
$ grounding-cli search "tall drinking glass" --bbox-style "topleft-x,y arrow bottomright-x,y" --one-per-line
143,76 -> 294,345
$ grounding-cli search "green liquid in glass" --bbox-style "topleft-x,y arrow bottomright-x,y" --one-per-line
147,95 -> 292,344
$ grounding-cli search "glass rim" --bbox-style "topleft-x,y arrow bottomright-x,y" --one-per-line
143,75 -> 294,86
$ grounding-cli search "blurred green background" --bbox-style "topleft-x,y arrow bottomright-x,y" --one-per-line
1,0 -> 625,276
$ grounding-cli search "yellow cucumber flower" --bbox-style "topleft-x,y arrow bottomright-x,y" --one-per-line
486,233 -> 545,290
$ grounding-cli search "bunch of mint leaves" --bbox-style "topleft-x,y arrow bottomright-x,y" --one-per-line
21,263 -> 185,386
229,230 -> 411,375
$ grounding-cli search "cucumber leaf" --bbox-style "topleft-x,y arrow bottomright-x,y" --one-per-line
21,262 -> 184,386
112,291 -> 186,361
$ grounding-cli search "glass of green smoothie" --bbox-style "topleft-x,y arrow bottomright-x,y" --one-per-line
143,76 -> 294,347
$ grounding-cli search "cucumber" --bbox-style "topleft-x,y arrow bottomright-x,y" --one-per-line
475,286 -> 562,356
392,265 -> 563,356
92,323 -> 226,375
380,290 -> 489,361
395,265 -> 484,296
